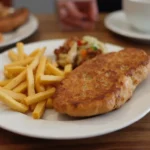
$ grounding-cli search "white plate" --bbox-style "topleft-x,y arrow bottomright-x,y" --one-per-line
104,10 -> 150,41
0,39 -> 150,139
0,13 -> 38,48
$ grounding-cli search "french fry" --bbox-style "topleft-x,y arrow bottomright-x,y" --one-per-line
45,85 -> 52,90
5,57 -> 34,68
13,81 -> 27,93
27,67 -> 35,96
40,75 -> 64,84
0,41 -> 70,119
51,61 -> 58,67
0,33 -> 3,42
27,66 -> 36,110
46,62 -> 64,76
26,67 -> 36,110
0,79 -> 11,86
4,69 -> 14,79
24,53 -> 28,58
6,66 -> 25,74
46,98 -> 53,108
32,100 -> 46,119
30,104 -> 36,111
8,50 -> 18,61
0,87 -> 26,102
4,48 -> 46,90
29,49 -> 40,57
27,47 -> 46,109
45,64 -> 51,75
17,42 -> 24,60
29,47 -> 46,70
4,70 -> 26,90
24,88 -> 55,106
0,91 -> 28,113
64,64 -> 72,75
47,57 -> 52,63
35,56 -> 46,92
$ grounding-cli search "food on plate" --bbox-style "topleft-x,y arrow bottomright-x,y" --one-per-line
12,81 -> 27,93
27,66 -> 35,96
32,100 -> 46,119
54,36 -> 107,68
0,90 -> 28,113
0,2 -> 9,18
0,86 -> 26,102
8,50 -> 18,61
53,48 -> 150,117
0,8 -> 29,33
46,98 -> 53,108
17,42 -> 25,60
0,79 -> 11,86
0,32 -> 3,42
1,39 -> 149,120
0,42 -> 71,119
64,64 -> 73,75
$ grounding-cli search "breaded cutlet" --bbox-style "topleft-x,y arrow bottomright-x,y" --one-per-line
53,48 -> 150,117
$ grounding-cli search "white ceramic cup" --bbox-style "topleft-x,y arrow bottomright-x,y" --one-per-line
123,0 -> 150,32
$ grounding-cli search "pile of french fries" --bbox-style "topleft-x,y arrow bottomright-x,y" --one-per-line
0,42 -> 72,119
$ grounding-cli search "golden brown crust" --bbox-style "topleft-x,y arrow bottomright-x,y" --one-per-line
0,8 -> 29,33
53,48 -> 150,117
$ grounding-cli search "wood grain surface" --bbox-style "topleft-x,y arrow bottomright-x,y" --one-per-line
0,14 -> 150,150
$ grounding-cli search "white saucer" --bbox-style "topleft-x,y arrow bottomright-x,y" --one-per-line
104,10 -> 150,41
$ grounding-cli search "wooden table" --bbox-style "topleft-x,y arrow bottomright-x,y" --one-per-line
1,14 -> 150,150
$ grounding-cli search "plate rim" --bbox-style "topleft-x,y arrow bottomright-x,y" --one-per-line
0,39 -> 150,140
0,107 -> 149,140
104,10 -> 150,41
0,13 -> 39,48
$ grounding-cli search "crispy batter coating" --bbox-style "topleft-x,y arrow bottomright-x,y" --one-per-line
53,48 -> 150,117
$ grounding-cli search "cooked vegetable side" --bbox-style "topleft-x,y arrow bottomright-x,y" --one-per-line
54,36 -> 107,68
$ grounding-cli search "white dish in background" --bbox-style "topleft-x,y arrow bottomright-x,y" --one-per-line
123,0 -> 150,33
0,14 -> 38,48
0,39 -> 150,139
104,11 -> 150,41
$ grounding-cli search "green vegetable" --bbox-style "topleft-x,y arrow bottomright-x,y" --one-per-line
92,46 -> 98,51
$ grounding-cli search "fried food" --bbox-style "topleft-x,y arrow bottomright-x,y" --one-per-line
0,42 -> 65,119
4,70 -> 26,90
12,81 -> 27,93
46,98 -> 53,108
17,42 -> 25,60
25,88 -> 55,106
0,32 -> 3,42
27,67 -> 35,96
8,50 -> 18,61
35,56 -> 47,92
0,86 -> 26,102
32,100 -> 46,119
5,57 -> 33,68
53,48 -> 150,117
0,3 -> 9,18
0,79 -> 11,86
0,90 -> 28,113
46,62 -> 64,76
0,8 -> 29,33
64,64 -> 72,75
40,75 -> 64,84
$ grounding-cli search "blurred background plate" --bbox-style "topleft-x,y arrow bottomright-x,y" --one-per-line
104,11 -> 150,42
0,13 -> 38,48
